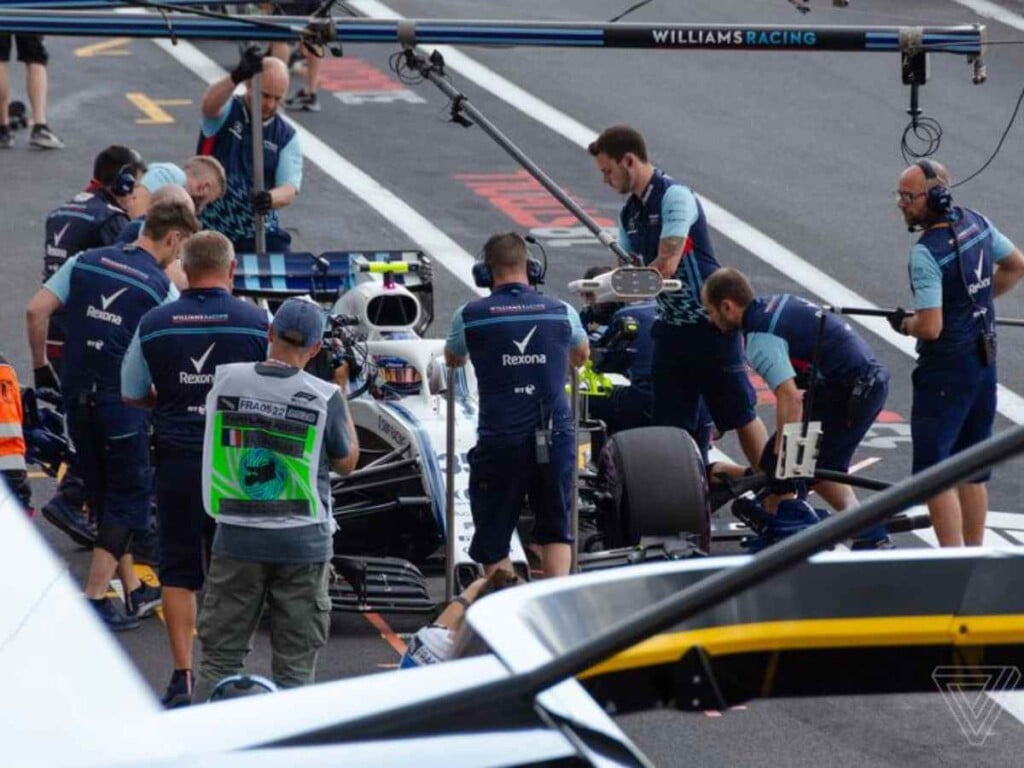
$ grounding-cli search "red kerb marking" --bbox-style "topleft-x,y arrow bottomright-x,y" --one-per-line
317,58 -> 405,92
455,170 -> 615,229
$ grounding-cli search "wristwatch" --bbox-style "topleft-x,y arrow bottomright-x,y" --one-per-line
452,595 -> 472,610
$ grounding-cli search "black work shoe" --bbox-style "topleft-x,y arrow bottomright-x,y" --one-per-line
851,534 -> 896,551
89,597 -> 140,632
162,670 -> 193,709
42,492 -> 97,548
0,125 -> 12,149
29,123 -> 65,149
126,583 -> 162,618
284,90 -> 321,112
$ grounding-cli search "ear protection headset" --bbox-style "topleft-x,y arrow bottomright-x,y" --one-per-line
109,163 -> 138,198
472,233 -> 545,288
916,160 -> 952,217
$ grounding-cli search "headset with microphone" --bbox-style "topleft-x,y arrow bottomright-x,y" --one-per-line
917,159 -> 953,217
108,163 -> 138,198
472,233 -> 546,289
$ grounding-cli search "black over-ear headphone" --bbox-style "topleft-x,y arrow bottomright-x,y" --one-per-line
472,233 -> 545,288
109,163 -> 138,198
917,160 -> 952,217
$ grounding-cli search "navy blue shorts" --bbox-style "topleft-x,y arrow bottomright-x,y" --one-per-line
651,323 -> 756,444
155,447 -> 215,590
912,354 -> 996,480
66,398 -> 151,531
467,434 -> 574,566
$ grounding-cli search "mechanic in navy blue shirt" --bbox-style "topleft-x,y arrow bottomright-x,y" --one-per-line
26,200 -> 200,631
37,145 -> 147,545
703,268 -> 893,548
122,230 -> 268,707
589,126 -> 766,466
893,160 -> 1024,546
197,49 -> 301,254
445,233 -> 589,578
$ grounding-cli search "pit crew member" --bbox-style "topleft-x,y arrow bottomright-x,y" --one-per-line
197,48 -> 301,254
702,267 -> 892,548
892,160 -> 1024,546
194,297 -> 358,702
26,199 -> 199,630
122,230 -> 269,708
445,232 -> 589,579
589,125 -> 766,465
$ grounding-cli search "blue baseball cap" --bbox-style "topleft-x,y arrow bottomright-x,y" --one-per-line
272,297 -> 325,349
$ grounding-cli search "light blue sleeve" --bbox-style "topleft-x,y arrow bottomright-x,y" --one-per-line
120,329 -> 153,400
909,245 -> 942,310
162,284 -> 181,305
445,305 -> 468,358
617,223 -> 631,256
275,133 -> 303,191
200,100 -> 232,137
660,185 -> 699,240
43,254 -> 78,304
745,332 -> 796,391
983,218 -> 1016,262
562,301 -> 587,347
141,163 -> 187,193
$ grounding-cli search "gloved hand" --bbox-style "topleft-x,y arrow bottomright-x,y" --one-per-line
251,190 -> 274,216
886,307 -> 911,335
34,363 -> 61,394
230,45 -> 264,85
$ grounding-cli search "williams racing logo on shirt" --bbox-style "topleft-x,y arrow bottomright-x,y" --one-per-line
502,325 -> 547,366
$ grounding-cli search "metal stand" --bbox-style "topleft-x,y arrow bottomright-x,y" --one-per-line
830,305 -> 1024,329
402,48 -> 633,265
570,366 -> 580,574
250,69 -> 267,257
444,364 -> 457,602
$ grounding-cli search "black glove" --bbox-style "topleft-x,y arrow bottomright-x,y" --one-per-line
887,307 -> 911,335
230,45 -> 264,85
34,363 -> 61,394
251,190 -> 273,216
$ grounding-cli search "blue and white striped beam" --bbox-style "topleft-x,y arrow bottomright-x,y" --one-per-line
0,9 -> 985,55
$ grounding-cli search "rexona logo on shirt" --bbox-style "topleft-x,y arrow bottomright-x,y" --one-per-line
85,286 -> 129,326
968,250 -> 991,296
179,342 -> 216,385
502,325 -> 547,366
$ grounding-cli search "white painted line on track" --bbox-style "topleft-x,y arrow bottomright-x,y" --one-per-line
352,0 -> 1024,427
951,0 -> 1024,32
143,29 -> 485,297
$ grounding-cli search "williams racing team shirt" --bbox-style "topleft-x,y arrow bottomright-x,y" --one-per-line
44,243 -> 179,404
909,207 -> 1015,360
741,294 -> 880,391
446,283 -> 586,442
121,287 -> 269,452
197,96 -> 302,246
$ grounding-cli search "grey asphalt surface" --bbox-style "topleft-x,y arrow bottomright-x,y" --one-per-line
5,0 -> 1024,764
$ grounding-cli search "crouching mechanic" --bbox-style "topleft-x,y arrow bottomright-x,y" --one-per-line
400,570 -> 524,668
194,297 -> 358,703
445,233 -> 589,579
26,200 -> 200,630
702,267 -> 893,548
121,230 -> 269,708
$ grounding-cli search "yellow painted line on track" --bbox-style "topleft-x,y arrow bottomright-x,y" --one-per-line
75,38 -> 131,57
125,92 -> 192,125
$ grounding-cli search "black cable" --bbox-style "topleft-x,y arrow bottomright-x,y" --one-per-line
900,115 -> 943,164
953,81 -> 1024,189
125,0 -> 301,36
608,0 -> 654,23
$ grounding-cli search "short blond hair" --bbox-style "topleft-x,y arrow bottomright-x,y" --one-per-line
185,155 -> 227,197
182,230 -> 235,277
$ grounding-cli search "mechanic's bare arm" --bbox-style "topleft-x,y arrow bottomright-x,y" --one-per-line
330,363 -> 360,475
269,184 -> 298,209
445,349 -> 466,368
200,77 -> 237,118
994,248 -> 1024,297
904,307 -> 942,341
123,389 -> 157,409
649,236 -> 686,278
569,340 -> 590,369
26,288 -> 61,369
773,378 -> 804,453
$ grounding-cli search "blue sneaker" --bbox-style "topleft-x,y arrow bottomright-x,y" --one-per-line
89,597 -> 140,632
41,492 -> 96,548
126,583 -> 162,619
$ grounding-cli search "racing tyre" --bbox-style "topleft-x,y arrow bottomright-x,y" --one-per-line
599,427 -> 708,549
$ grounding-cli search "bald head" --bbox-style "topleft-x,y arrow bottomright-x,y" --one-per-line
897,159 -> 952,229
899,159 -> 951,190
149,183 -> 195,215
248,56 -> 289,120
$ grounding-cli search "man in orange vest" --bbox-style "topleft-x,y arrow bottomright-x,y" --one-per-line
0,354 -> 31,514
